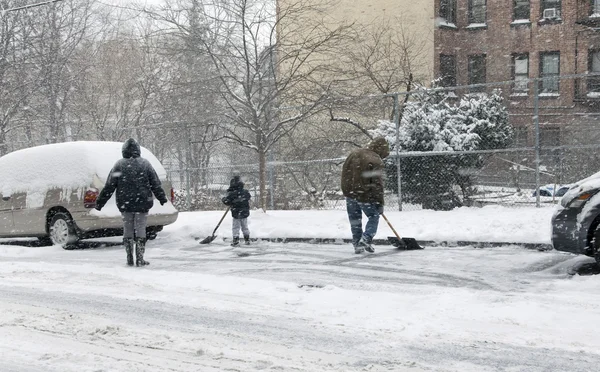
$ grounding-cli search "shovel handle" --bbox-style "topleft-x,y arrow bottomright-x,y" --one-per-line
381,213 -> 402,240
212,207 -> 230,234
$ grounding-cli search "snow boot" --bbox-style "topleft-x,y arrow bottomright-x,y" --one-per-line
358,237 -> 375,253
123,238 -> 134,266
231,237 -> 240,247
244,234 -> 250,245
135,238 -> 149,266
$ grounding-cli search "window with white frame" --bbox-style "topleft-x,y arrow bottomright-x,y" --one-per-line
540,52 -> 560,94
512,53 -> 529,93
540,0 -> 561,19
440,0 -> 457,24
469,0 -> 486,24
513,0 -> 530,20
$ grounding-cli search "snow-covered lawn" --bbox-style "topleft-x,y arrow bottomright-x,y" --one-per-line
1,206 -> 598,372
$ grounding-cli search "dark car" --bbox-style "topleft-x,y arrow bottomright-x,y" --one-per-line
551,172 -> 600,261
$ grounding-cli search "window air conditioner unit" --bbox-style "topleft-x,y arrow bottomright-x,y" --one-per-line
543,8 -> 557,19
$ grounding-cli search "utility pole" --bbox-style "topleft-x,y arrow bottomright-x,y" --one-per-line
533,78 -> 541,208
392,94 -> 402,211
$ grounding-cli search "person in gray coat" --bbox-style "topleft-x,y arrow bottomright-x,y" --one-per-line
95,138 -> 168,266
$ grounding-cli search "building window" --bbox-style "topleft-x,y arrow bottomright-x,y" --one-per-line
469,0 -> 486,24
512,53 -> 529,93
468,54 -> 486,92
540,127 -> 560,167
439,55 -> 456,87
513,127 -> 528,147
540,0 -> 561,19
588,50 -> 600,96
593,0 -> 600,16
440,0 -> 457,24
513,0 -> 530,20
540,52 -> 560,94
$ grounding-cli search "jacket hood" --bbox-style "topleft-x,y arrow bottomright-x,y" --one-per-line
122,138 -> 141,158
229,175 -> 244,190
367,137 -> 390,159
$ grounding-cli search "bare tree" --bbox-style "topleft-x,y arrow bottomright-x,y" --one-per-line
23,0 -> 95,143
190,0 -> 352,210
137,0 -> 229,204
70,11 -> 168,143
0,4 -> 35,155
327,15 -> 428,142
270,15 -> 428,209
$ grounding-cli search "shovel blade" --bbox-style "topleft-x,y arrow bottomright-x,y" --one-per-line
199,235 -> 217,244
388,236 -> 423,250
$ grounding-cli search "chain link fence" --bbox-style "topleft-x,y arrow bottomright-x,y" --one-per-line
166,73 -> 600,211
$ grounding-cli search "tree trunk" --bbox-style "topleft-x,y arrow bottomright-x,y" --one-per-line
258,149 -> 267,212
0,127 -> 7,157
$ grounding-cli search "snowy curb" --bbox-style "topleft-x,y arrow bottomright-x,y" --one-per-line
213,237 -> 553,251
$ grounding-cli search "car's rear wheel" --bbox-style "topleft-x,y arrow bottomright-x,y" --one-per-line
49,212 -> 79,249
592,223 -> 600,264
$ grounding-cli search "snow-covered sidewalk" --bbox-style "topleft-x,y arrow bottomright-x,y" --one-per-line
170,205 -> 555,245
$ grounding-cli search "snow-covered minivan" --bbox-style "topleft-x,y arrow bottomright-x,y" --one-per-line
0,141 -> 178,248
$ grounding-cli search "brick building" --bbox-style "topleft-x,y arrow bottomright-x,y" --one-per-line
435,0 -> 600,144
434,0 -> 600,181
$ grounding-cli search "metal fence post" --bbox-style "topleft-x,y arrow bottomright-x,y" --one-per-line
186,129 -> 192,211
393,94 -> 402,211
534,79 -> 541,208
268,150 -> 275,210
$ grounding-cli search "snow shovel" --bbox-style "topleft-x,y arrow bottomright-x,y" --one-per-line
199,207 -> 230,244
381,213 -> 423,250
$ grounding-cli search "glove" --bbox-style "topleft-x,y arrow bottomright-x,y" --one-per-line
377,203 -> 384,214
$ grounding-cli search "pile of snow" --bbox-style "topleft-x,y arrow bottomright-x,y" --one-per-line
165,205 -> 555,244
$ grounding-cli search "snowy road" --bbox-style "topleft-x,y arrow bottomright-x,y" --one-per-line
1,235 -> 599,372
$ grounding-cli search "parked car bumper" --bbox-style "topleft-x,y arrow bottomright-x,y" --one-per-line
551,207 -> 591,256
73,211 -> 178,232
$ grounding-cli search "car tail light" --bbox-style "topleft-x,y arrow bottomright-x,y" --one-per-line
84,188 -> 99,208
170,187 -> 175,204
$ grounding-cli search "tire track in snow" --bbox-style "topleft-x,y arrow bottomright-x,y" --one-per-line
0,286 -> 394,371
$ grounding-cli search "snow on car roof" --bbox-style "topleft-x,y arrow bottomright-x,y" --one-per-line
0,141 -> 167,196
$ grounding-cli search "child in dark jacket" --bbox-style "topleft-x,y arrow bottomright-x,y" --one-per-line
222,176 -> 251,246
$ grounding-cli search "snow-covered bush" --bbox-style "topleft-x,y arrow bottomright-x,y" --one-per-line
372,90 -> 512,210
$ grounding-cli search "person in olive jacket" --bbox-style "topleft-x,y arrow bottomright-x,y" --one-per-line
95,138 -> 168,266
341,137 -> 390,254
222,175 -> 251,246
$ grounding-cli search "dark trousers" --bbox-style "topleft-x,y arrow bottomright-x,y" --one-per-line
345,197 -> 380,246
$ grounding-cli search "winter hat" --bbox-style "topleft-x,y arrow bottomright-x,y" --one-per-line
230,175 -> 244,188
367,137 -> 390,159
122,138 -> 141,158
